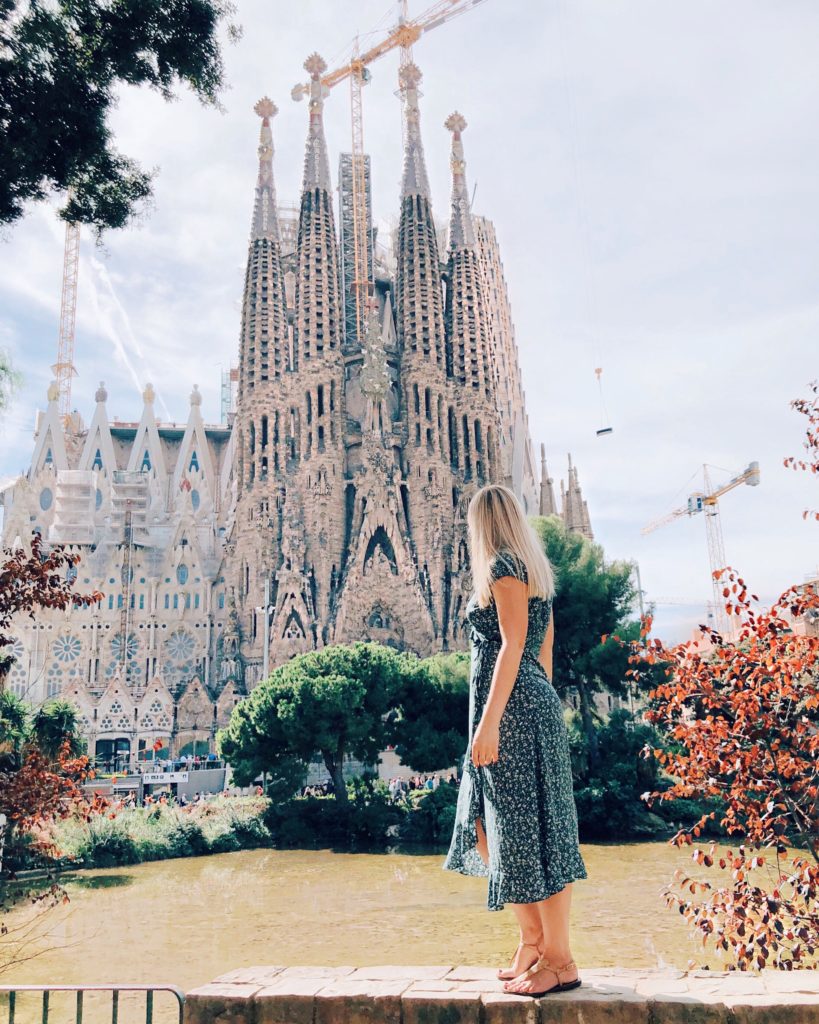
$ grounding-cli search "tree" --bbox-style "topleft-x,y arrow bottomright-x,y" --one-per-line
784,378 -> 818,521
0,0 -> 241,236
619,573 -> 819,970
31,700 -> 85,760
0,532 -> 101,692
531,515 -> 644,770
218,643 -> 411,805
0,347 -> 20,418
387,651 -> 469,773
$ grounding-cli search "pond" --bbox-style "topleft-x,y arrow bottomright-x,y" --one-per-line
0,840 -> 738,996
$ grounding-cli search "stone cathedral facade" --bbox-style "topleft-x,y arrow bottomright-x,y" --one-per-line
0,58 -> 594,763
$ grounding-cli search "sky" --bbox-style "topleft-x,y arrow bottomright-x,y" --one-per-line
0,0 -> 817,642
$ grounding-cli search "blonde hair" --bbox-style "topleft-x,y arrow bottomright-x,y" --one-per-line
467,484 -> 555,608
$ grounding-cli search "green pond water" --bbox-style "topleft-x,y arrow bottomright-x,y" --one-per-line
1,840 -> 738,999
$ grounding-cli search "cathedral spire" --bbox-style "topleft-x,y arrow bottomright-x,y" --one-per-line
251,96 -> 280,242
539,443 -> 557,516
445,112 -> 476,251
399,62 -> 431,199
301,53 -> 332,194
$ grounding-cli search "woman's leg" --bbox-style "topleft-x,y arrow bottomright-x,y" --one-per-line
503,884 -> 578,993
497,902 -> 544,979
475,815 -> 489,865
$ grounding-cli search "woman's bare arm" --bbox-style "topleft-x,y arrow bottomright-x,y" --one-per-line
538,609 -> 554,679
470,576 -> 528,766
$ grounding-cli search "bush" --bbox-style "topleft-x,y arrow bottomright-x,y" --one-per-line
399,784 -> 458,844
88,828 -> 140,868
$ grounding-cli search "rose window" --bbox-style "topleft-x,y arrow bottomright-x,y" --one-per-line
111,632 -> 138,661
166,629 -> 195,662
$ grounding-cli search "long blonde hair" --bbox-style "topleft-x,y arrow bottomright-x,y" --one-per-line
467,484 -> 555,607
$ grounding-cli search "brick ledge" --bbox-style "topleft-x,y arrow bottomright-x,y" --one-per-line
184,965 -> 819,1024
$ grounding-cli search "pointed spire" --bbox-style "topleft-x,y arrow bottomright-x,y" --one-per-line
399,62 -> 430,199
302,53 -> 332,193
539,443 -> 557,516
251,96 -> 281,242
445,112 -> 476,250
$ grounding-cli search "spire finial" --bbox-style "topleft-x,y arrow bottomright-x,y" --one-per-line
251,96 -> 281,241
445,111 -> 475,250
190,384 -> 202,408
299,53 -> 332,193
399,61 -> 431,199
143,383 -> 155,405
95,381 -> 108,404
47,380 -> 59,403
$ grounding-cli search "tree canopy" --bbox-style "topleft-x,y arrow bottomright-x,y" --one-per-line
0,0 -> 240,235
531,515 -> 645,768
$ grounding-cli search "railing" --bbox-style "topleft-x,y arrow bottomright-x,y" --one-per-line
0,986 -> 184,1024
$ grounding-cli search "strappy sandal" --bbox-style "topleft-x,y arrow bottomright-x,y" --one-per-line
506,955 -> 581,997
496,939 -> 541,980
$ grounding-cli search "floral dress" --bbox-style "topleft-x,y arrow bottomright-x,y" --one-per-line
442,551 -> 588,910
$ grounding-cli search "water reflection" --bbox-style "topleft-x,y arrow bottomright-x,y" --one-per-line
2,842 -> 727,993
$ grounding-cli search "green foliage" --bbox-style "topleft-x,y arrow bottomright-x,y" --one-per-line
398,783 -> 459,845
0,689 -> 29,759
388,651 -> 469,773
0,0 -> 242,234
218,642 -> 414,801
31,700 -> 85,759
0,349 -> 21,417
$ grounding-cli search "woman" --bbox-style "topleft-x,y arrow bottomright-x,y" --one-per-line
442,484 -> 588,997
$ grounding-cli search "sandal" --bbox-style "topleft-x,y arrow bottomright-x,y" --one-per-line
505,956 -> 581,997
496,939 -> 541,980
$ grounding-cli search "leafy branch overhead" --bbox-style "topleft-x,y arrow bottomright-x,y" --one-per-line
0,0 -> 242,235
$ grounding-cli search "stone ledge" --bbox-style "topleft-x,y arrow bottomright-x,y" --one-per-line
184,967 -> 819,1024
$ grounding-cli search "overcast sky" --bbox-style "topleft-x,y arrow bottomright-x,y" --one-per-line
1,0 -> 816,642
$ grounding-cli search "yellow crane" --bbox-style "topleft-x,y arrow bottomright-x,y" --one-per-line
642,461 -> 761,637
292,0 -> 489,347
53,192 -> 80,429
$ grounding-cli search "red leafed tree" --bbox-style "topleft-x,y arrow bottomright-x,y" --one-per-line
0,532 -> 102,690
0,533 -> 104,973
616,382 -> 819,970
784,378 -> 818,521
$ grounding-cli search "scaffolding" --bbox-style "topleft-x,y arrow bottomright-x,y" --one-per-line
338,152 -> 374,349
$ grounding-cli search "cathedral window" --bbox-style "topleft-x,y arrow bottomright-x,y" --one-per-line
189,450 -> 200,472
317,425 -> 325,452
141,450 -> 151,471
474,419 -> 483,453
108,595 -> 114,610
191,489 -> 200,511
306,392 -> 313,425
95,488 -> 103,510
424,388 -> 431,420
139,594 -> 145,610
173,594 -> 179,610
44,447 -> 53,466
39,488 -> 53,511
413,384 -> 420,415
185,594 -> 191,610
164,594 -> 170,610
177,565 -> 189,585
93,449 -> 103,470
261,415 -> 268,448
117,595 -> 123,609
317,385 -> 324,417
194,593 -> 200,609
218,593 -> 225,610
249,423 -> 256,456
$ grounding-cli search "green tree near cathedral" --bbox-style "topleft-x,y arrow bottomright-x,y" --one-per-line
0,0 -> 241,235
532,515 -> 645,771
218,644 -> 470,802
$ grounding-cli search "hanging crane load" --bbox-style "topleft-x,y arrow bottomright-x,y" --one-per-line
291,0 -> 490,349
594,366 -> 613,436
642,461 -> 761,637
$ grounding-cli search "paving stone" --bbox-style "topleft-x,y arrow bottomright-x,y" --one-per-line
446,967 -> 503,982
278,967 -> 356,979
402,989 -> 482,1024
537,987 -> 650,1024
633,979 -> 691,997
184,983 -> 262,1024
481,991 -> 539,1024
348,967 -> 454,981
405,980 -> 462,993
647,996 -> 732,1024
687,977 -> 766,999
214,969 -> 287,985
314,979 -> 411,1024
254,979 -> 327,1024
729,1001 -> 819,1024
759,971 -> 819,996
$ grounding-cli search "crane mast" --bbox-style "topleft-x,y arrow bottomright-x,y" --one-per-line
293,0 -> 489,347
53,204 -> 80,428
643,461 -> 760,638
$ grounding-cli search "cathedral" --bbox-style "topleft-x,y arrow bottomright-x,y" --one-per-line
0,57 -> 594,763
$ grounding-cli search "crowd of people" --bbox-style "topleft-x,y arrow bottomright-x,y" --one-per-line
296,772 -> 461,801
97,753 -> 223,775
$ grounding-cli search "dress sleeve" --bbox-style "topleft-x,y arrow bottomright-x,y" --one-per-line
489,551 -> 529,585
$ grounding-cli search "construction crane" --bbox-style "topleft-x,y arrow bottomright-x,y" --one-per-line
292,0 -> 489,348
52,189 -> 80,429
643,462 -> 761,637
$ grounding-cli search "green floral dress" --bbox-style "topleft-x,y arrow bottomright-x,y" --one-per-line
442,551 -> 588,910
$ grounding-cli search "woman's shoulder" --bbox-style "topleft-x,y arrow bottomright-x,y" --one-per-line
489,549 -> 529,584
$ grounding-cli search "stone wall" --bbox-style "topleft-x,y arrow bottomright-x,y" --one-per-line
185,964 -> 819,1024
